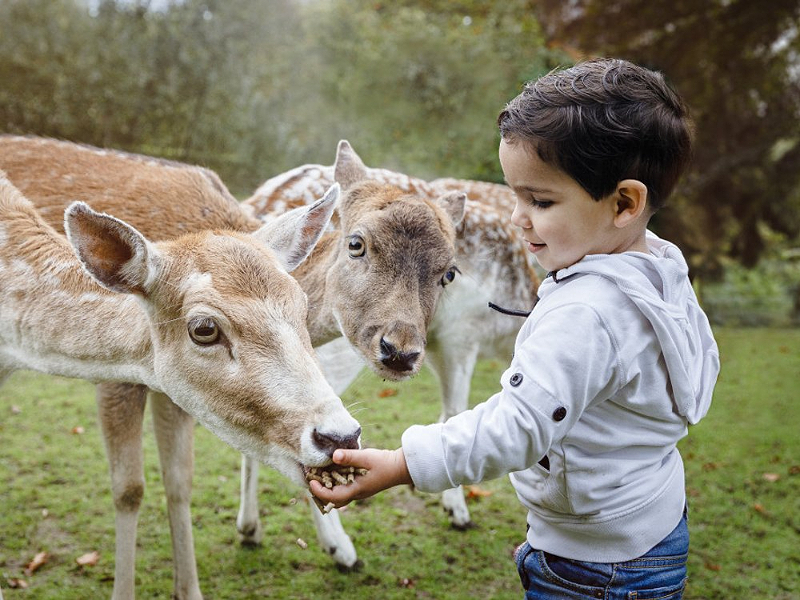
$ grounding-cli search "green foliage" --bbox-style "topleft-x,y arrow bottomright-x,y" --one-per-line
0,0 -> 562,195
1,330 -> 799,599
701,255 -> 800,327
300,0 -> 561,182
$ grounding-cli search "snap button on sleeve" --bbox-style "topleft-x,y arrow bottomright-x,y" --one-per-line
509,373 -> 523,387
552,406 -> 567,422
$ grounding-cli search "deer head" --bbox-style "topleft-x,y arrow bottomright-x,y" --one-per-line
325,141 -> 466,379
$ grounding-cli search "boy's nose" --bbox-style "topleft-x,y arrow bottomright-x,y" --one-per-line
510,202 -> 531,229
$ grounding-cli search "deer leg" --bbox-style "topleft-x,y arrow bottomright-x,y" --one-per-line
307,494 -> 360,570
425,342 -> 480,530
96,382 -> 147,600
150,391 -> 203,600
236,454 -> 263,545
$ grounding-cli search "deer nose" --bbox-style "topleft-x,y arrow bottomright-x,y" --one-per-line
312,427 -> 362,458
379,337 -> 421,372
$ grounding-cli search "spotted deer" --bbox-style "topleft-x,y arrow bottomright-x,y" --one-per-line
0,169 -> 362,599
0,135 -> 466,594
245,158 -> 541,531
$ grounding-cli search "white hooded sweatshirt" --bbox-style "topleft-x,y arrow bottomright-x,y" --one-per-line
401,231 -> 720,562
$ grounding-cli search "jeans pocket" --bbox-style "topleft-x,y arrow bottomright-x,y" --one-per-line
536,551 -> 608,597
514,541 -> 533,589
627,577 -> 687,600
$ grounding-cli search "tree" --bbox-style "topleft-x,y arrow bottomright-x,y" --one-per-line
534,0 -> 800,275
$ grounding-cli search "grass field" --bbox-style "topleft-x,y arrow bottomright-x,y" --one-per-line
1,327 -> 798,599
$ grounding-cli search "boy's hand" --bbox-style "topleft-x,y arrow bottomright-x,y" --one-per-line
309,447 -> 411,509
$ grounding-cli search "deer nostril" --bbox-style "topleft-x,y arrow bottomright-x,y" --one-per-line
379,337 -> 420,372
312,427 -> 362,457
380,337 -> 396,357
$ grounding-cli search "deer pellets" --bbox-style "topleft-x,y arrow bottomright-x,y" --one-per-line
305,464 -> 368,488
305,464 -> 368,513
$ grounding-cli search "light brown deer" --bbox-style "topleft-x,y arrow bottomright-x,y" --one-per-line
0,170 -> 361,599
0,135 -> 466,594
245,160 -> 541,533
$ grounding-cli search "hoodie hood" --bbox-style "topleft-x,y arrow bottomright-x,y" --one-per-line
544,231 -> 719,424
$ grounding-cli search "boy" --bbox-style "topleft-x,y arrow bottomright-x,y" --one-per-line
311,58 -> 720,599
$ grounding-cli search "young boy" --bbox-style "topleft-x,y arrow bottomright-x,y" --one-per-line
311,58 -> 720,599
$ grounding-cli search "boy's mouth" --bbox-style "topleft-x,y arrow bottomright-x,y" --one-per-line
527,241 -> 546,253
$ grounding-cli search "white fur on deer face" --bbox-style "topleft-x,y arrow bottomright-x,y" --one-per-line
64,195 -> 360,486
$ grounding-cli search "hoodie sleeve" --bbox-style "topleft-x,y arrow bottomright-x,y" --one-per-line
402,301 -> 622,493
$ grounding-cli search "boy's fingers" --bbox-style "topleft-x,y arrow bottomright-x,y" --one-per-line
332,448 -> 371,468
309,478 -> 360,508
332,448 -> 351,464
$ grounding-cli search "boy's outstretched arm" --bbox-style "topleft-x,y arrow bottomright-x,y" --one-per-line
309,447 -> 412,508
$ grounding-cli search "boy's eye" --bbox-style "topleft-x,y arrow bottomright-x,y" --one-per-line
529,197 -> 553,209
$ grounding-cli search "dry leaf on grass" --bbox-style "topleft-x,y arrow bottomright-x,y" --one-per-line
378,388 -> 398,398
6,577 -> 29,589
24,551 -> 48,576
76,551 -> 100,567
465,485 -> 493,500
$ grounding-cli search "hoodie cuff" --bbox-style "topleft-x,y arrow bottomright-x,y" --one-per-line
401,423 -> 452,493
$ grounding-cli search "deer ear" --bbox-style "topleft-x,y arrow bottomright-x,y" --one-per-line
252,183 -> 338,272
434,191 -> 466,227
333,140 -> 368,190
65,201 -> 159,295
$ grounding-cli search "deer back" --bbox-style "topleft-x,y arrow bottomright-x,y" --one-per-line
0,135 -> 262,239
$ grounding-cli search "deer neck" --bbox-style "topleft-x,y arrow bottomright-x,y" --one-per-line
0,200 -> 155,385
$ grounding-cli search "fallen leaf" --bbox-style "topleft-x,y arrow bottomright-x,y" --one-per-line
7,577 -> 28,589
24,551 -> 48,576
789,465 -> 800,476
704,562 -> 721,571
71,426 -> 85,435
465,485 -> 493,500
762,472 -> 780,482
76,551 -> 100,566
753,503 -> 768,515
378,388 -> 398,398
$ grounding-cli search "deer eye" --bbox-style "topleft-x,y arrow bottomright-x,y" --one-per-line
188,317 -> 220,345
440,266 -> 459,287
347,235 -> 366,258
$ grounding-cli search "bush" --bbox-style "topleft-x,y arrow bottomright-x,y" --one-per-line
700,254 -> 800,327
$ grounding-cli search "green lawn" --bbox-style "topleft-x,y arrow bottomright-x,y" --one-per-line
0,328 -> 797,599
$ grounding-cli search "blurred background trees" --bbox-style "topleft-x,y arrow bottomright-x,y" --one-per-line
1,0 -> 799,323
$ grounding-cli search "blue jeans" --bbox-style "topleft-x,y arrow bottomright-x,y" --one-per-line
514,509 -> 688,599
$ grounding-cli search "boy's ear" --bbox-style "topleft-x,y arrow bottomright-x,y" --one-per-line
613,179 -> 649,228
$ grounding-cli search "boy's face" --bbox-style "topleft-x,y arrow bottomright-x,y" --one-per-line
499,138 -> 621,272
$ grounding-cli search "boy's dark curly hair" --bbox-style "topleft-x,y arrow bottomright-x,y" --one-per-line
497,58 -> 693,212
